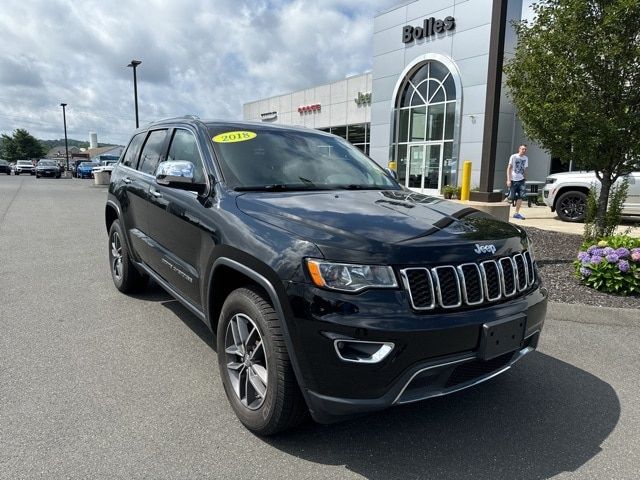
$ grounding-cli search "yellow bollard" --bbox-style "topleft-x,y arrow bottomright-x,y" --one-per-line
460,160 -> 472,201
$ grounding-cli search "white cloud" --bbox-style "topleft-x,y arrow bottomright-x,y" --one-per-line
0,0 -> 398,145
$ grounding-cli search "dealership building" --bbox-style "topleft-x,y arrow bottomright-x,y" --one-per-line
243,0 -> 555,199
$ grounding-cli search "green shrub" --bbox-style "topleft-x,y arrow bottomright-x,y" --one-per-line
583,178 -> 629,242
575,236 -> 640,295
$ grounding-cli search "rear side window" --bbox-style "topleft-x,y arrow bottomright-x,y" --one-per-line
121,133 -> 145,169
138,130 -> 168,175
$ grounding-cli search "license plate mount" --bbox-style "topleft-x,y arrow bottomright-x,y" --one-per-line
479,317 -> 526,361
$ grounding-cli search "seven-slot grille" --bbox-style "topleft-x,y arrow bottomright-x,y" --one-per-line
400,251 -> 535,311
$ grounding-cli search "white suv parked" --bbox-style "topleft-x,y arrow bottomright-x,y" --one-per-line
543,171 -> 640,222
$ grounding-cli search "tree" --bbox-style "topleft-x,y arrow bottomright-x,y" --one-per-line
0,129 -> 47,161
505,0 -> 640,237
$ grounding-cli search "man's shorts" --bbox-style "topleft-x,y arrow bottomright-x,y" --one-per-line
508,179 -> 527,201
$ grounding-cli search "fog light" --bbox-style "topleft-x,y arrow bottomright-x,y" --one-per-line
334,340 -> 394,364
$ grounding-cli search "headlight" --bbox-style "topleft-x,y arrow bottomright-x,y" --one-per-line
545,177 -> 556,185
305,259 -> 398,292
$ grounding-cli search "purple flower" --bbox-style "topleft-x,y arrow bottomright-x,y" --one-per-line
580,267 -> 592,277
591,248 -> 605,257
603,247 -> 615,255
606,253 -> 619,263
577,251 -> 590,261
590,255 -> 603,264
587,245 -> 597,254
618,260 -> 630,273
616,248 -> 630,258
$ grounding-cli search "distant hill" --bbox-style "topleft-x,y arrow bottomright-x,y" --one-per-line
39,138 -> 115,149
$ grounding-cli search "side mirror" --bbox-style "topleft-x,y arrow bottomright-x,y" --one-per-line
384,167 -> 398,181
156,160 -> 206,194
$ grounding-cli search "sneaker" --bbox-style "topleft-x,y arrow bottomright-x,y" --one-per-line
513,213 -> 525,220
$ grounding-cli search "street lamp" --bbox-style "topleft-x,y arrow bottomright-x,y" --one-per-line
60,103 -> 69,172
127,59 -> 142,128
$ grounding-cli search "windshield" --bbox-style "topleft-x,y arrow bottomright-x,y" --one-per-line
38,160 -> 56,166
17,161 -> 31,165
208,126 -> 399,191
80,162 -> 93,167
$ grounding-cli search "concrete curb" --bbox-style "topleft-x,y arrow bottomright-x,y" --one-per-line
547,301 -> 640,327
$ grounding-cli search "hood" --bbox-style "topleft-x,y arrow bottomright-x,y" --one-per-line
236,190 -> 526,264
548,171 -> 595,180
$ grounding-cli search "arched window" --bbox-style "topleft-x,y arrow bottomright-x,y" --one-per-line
393,60 -> 459,192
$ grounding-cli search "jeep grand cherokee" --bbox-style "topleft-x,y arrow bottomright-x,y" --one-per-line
105,117 -> 547,435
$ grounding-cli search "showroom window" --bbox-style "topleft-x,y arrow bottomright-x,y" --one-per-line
393,60 -> 459,193
318,123 -> 370,155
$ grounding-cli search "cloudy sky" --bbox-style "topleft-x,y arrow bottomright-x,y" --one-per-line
0,0 -> 402,145
1,0 -> 533,146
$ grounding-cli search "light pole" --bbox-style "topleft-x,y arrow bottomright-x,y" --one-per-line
127,59 -> 142,128
60,103 -> 69,172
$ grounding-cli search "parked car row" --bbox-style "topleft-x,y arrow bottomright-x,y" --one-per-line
0,159 -> 69,177
35,160 -> 62,178
14,160 -> 36,175
0,160 -> 11,174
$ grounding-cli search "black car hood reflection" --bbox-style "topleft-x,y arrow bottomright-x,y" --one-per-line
236,190 -> 525,261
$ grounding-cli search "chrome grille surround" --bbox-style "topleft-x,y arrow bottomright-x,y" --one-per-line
480,260 -> 502,302
456,263 -> 484,306
498,257 -> 517,297
400,268 -> 435,311
431,266 -> 462,309
513,253 -> 528,292
401,251 -> 536,311
523,251 -> 535,284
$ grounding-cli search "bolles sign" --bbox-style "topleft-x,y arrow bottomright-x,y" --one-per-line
402,16 -> 455,43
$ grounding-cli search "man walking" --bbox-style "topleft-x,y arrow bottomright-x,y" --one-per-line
507,145 -> 528,219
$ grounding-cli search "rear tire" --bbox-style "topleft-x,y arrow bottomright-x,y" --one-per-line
108,219 -> 147,293
217,287 -> 308,435
556,190 -> 587,222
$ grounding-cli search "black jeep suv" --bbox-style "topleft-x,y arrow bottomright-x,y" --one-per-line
106,117 -> 547,435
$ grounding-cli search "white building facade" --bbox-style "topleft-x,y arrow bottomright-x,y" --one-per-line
244,0 -> 553,197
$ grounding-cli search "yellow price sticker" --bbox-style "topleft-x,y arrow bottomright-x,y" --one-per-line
212,131 -> 257,143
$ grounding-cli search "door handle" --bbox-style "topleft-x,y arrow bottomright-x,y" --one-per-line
123,176 -> 132,184
150,187 -> 162,198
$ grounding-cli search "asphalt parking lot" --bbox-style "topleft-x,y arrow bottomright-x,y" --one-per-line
1,175 -> 639,479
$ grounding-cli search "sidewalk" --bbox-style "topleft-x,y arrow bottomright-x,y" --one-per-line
506,203 -> 640,237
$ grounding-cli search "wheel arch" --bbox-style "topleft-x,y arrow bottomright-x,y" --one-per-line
552,185 -> 590,211
206,256 -> 310,401
105,202 -> 119,232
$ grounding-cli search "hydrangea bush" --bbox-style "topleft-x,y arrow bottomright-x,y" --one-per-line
574,236 -> 640,295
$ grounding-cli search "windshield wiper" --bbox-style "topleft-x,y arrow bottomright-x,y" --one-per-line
234,184 -> 331,192
336,184 -> 388,190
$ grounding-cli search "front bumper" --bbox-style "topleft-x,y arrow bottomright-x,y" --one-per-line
285,283 -> 547,423
543,185 -> 555,209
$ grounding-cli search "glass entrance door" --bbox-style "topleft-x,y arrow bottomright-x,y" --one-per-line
406,144 -> 442,195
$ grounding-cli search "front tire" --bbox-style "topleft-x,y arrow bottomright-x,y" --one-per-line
108,219 -> 147,293
556,190 -> 587,222
217,287 -> 307,435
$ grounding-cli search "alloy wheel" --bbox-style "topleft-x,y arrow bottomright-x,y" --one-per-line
224,313 -> 268,410
110,231 -> 123,280
558,194 -> 585,220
